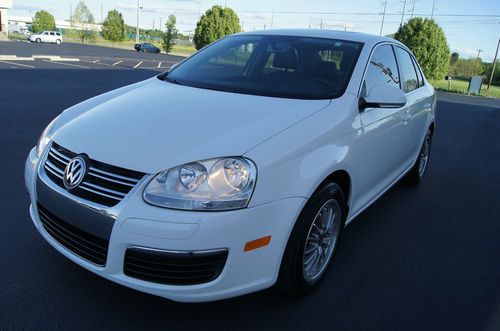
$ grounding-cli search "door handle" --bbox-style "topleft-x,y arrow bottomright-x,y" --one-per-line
401,110 -> 411,123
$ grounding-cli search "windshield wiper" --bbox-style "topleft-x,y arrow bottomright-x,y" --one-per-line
161,75 -> 183,85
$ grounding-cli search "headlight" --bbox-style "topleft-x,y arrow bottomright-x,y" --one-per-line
36,115 -> 60,158
143,157 -> 257,211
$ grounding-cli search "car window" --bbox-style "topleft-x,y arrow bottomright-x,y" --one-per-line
50,32 -> 55,36
167,35 -> 362,99
362,44 -> 400,97
43,32 -> 48,35
411,55 -> 425,87
394,47 -> 419,92
56,32 -> 61,36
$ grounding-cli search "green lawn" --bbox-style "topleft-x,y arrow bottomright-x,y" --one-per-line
429,78 -> 500,98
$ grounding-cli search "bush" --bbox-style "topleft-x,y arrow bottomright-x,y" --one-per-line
394,18 -> 450,80
193,6 -> 240,50
32,11 -> 56,33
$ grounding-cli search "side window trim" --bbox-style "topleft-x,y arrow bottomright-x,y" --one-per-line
390,45 -> 402,90
394,45 -> 420,93
411,54 -> 426,87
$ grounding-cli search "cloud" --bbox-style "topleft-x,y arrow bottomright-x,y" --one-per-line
116,2 -> 198,14
12,4 -> 46,12
116,3 -> 162,13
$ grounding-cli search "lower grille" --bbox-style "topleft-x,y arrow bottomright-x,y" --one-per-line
37,204 -> 109,266
124,247 -> 228,285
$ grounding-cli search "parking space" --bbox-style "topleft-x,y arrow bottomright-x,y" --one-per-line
0,41 -> 185,71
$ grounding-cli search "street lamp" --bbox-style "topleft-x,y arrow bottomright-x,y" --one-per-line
135,0 -> 143,44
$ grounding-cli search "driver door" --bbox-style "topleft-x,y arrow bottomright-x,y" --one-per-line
354,44 -> 411,209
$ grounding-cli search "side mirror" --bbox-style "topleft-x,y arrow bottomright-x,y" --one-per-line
359,84 -> 407,112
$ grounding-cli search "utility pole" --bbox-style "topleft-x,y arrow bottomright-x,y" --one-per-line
153,20 -> 155,30
431,0 -> 436,19
101,1 -> 103,23
472,49 -> 483,76
70,1 -> 73,26
400,0 -> 407,27
487,38 -> 499,91
135,0 -> 140,44
159,17 -> 162,32
198,0 -> 202,19
410,0 -> 416,19
270,11 -> 274,29
380,0 -> 387,36
320,19 -> 323,29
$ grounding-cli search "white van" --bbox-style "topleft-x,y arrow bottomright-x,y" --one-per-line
28,31 -> 63,44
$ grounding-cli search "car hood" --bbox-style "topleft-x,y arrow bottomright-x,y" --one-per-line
53,77 -> 330,173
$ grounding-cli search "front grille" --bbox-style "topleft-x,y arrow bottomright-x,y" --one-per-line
37,204 -> 109,266
44,142 -> 145,207
124,247 -> 228,285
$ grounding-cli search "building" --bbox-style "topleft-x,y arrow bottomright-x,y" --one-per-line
0,0 -> 12,39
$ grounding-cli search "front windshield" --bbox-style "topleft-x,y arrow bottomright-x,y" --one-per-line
164,35 -> 363,99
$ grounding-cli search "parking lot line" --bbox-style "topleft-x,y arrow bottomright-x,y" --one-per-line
0,60 -> 35,68
133,61 -> 143,69
92,60 -> 100,63
157,62 -> 161,68
112,60 -> 123,66
43,60 -> 89,69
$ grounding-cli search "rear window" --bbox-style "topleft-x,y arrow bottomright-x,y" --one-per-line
164,35 -> 363,99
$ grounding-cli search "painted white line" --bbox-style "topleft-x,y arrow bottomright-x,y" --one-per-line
133,61 -> 143,69
0,60 -> 35,68
92,59 -> 100,63
0,55 -> 35,61
112,60 -> 124,66
157,61 -> 162,68
43,60 -> 89,69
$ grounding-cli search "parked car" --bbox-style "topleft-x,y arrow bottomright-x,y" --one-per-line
25,29 -> 435,302
28,31 -> 63,44
134,42 -> 161,53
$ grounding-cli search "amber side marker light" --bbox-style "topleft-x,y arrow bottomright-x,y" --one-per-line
244,236 -> 272,252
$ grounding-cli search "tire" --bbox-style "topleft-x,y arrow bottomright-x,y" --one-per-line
405,129 -> 433,185
36,38 -> 41,43
56,39 -> 61,44
278,181 -> 346,295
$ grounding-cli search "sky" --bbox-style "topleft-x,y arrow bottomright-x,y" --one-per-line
9,0 -> 500,61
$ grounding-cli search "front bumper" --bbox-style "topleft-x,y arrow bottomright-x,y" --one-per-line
25,147 -> 306,302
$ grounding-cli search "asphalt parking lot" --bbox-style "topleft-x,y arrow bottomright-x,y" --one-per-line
1,41 -> 500,330
0,41 -> 184,71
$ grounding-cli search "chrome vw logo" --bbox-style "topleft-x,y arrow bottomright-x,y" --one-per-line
63,157 -> 86,189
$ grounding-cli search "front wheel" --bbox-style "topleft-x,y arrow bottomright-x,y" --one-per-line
278,181 -> 345,295
405,129 -> 433,184
55,39 -> 61,44
36,38 -> 41,43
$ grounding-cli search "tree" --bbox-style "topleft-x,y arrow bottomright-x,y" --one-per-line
32,11 -> 56,33
394,18 -> 450,80
450,52 -> 459,66
101,10 -> 125,46
73,1 -> 95,43
193,5 -> 241,50
161,15 -> 178,53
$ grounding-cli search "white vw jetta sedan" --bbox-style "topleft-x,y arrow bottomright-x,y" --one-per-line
25,29 -> 435,302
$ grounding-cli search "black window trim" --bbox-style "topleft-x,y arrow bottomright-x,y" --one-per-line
393,45 -> 423,94
411,53 -> 426,88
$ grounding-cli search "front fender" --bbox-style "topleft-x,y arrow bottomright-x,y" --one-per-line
245,95 -> 359,208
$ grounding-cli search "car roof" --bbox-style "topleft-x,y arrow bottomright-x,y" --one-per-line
235,29 -> 404,48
